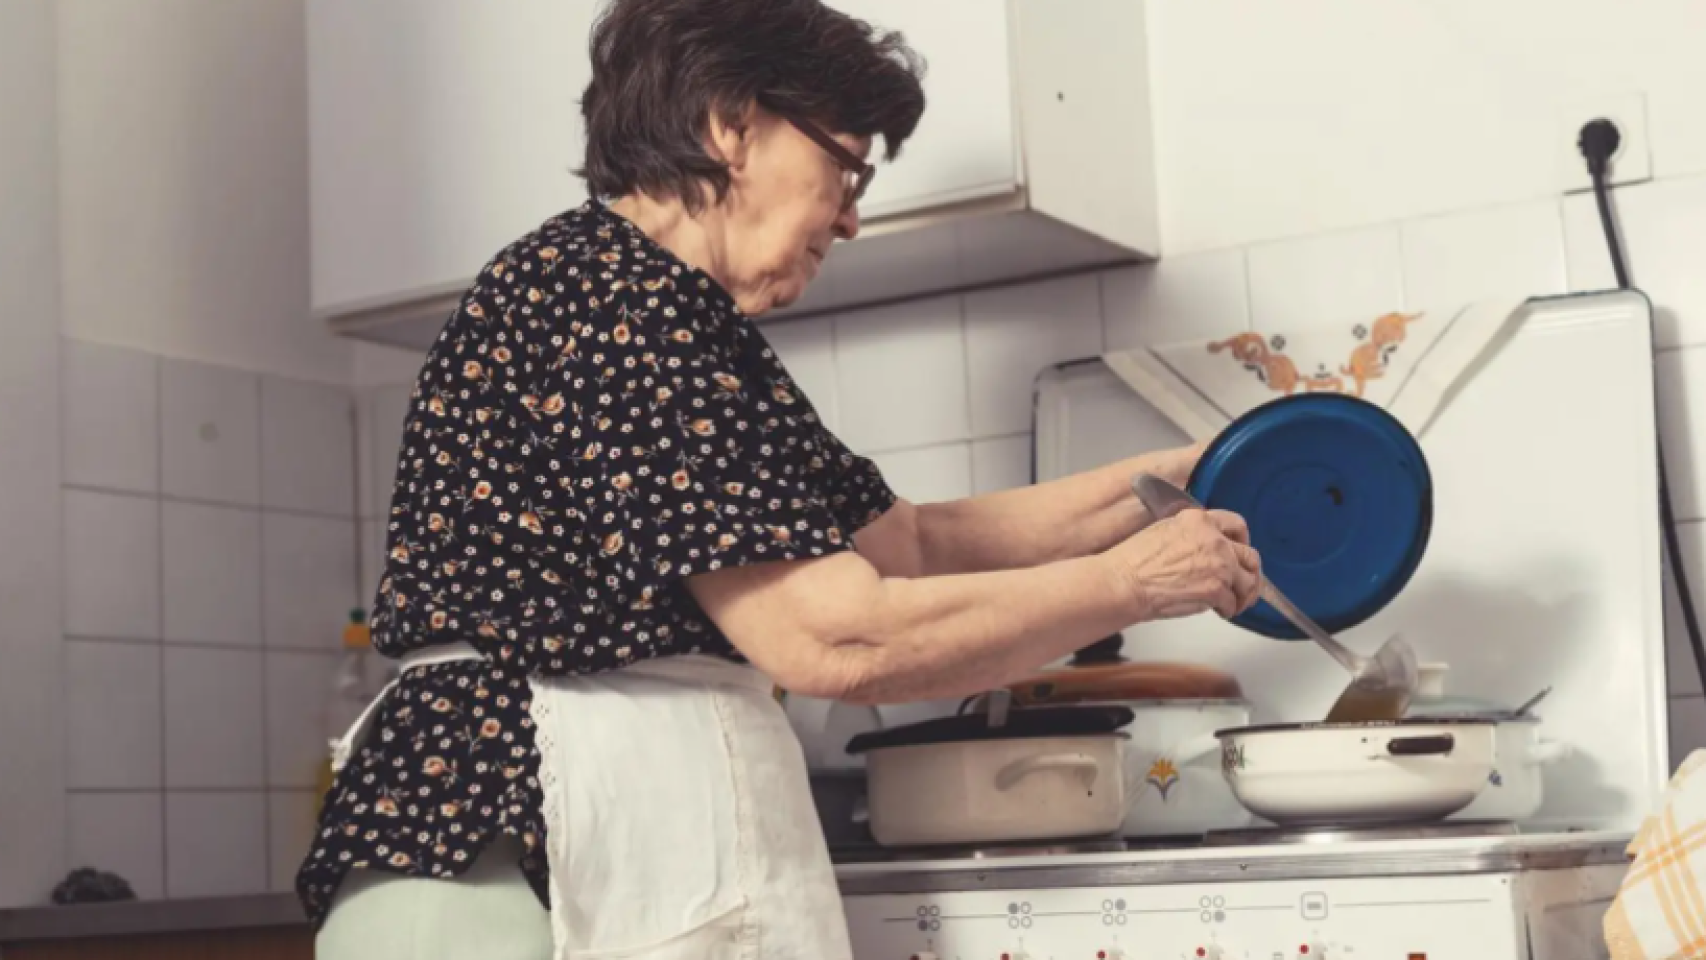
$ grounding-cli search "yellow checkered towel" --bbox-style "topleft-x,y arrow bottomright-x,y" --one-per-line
1607,751 -> 1706,959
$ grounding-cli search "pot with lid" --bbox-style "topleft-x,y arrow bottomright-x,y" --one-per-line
998,636 -> 1256,838
1403,664 -> 1572,824
846,705 -> 1134,847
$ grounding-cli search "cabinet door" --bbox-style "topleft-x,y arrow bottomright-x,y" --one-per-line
826,0 -> 1018,220
307,0 -> 596,314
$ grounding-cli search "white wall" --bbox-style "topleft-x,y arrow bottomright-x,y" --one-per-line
56,0 -> 351,384
1147,0 -> 1706,255
0,0 -> 68,907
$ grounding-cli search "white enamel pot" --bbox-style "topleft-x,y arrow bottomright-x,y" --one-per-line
1215,718 -> 1498,826
1453,716 -> 1571,822
847,706 -> 1134,847
1405,670 -> 1574,824
1105,699 -> 1257,836
1404,706 -> 1573,823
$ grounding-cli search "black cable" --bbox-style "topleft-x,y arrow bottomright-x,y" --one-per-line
1578,119 -> 1706,702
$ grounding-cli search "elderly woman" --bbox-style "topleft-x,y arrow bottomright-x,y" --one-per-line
301,0 -> 1261,957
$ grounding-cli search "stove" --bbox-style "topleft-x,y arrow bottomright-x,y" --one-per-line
828,295 -> 1658,958
834,827 -> 1628,958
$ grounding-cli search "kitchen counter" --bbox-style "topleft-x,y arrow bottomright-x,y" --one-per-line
0,893 -> 303,945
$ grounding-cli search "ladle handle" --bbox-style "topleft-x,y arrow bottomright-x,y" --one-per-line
1258,580 -> 1364,675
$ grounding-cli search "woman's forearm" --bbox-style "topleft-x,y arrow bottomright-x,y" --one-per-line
689,549 -> 1145,705
913,448 -> 1185,576
833,558 -> 1141,703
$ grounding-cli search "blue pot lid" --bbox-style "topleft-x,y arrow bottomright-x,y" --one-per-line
1187,394 -> 1433,640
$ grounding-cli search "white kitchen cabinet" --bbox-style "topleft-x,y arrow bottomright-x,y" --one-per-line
306,0 -> 597,324
312,0 -> 1158,350
824,0 -> 1018,219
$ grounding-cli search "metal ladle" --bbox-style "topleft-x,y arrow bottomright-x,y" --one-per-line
1131,474 -> 1420,723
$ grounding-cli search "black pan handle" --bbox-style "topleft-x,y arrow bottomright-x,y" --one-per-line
1387,734 -> 1455,756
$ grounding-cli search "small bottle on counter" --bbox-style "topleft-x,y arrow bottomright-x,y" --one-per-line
316,609 -> 386,813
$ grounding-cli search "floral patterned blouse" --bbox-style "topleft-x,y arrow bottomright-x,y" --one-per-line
296,200 -> 897,925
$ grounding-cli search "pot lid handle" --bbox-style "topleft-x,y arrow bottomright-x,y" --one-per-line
1071,634 -> 1127,665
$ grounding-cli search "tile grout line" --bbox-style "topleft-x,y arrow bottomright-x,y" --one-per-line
155,352 -> 169,895
69,786 -> 300,797
350,392 -> 366,619
956,294 -> 978,483
257,368 -> 273,896
1094,268 -> 1109,354
1394,222 -> 1410,311
1552,196 -> 1573,295
1239,248 -> 1257,334
60,482 -> 358,524
65,633 -> 341,654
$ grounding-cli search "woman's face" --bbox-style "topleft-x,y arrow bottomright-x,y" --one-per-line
720,112 -> 867,315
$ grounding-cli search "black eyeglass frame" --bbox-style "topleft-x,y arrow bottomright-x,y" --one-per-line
759,99 -> 876,213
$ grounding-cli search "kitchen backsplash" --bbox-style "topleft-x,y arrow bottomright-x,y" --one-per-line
60,340 -> 358,900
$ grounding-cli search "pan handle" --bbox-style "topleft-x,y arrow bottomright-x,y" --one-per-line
1386,734 -> 1455,756
995,753 -> 1101,792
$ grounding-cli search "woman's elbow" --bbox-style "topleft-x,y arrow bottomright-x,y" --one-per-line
768,642 -> 886,704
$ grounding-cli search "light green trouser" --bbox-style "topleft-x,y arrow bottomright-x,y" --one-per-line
316,838 -> 553,960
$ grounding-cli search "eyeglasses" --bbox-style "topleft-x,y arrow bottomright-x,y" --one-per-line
773,110 -> 875,214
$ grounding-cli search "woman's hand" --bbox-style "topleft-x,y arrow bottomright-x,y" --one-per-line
1139,440 -> 1210,492
1110,508 -> 1262,621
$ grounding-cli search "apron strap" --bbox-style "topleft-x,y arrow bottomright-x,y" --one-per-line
329,642 -> 486,773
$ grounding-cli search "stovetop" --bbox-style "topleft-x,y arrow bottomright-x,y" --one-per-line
832,824 -> 1631,898
829,821 -> 1524,864
1202,819 -> 1520,847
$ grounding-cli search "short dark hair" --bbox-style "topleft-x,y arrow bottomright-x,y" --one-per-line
578,0 -> 927,211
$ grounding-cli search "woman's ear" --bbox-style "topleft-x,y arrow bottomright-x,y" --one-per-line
706,100 -> 759,172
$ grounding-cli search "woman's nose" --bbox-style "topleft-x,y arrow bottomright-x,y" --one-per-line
834,203 -> 861,241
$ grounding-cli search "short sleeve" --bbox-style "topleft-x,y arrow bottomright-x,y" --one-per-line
574,296 -> 885,606
815,428 -> 898,535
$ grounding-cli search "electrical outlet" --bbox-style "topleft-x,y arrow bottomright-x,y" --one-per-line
1558,93 -> 1652,194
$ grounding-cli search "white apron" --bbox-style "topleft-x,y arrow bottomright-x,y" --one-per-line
333,645 -> 852,960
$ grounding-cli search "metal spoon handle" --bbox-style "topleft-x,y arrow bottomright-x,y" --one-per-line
1512,685 -> 1553,717
1258,580 -> 1365,675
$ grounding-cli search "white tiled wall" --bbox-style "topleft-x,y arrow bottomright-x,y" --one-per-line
757,170 -> 1706,768
60,339 -> 357,899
